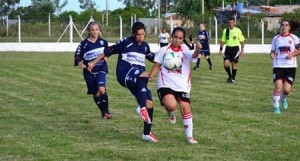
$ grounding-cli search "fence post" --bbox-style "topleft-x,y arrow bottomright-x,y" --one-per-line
6,15 -> 8,37
214,16 -> 218,45
49,13 -> 51,37
119,16 -> 122,40
18,15 -> 21,43
261,19 -> 264,45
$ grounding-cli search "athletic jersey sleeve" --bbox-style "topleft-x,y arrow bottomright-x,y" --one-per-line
74,41 -> 84,66
182,45 -> 193,62
238,28 -> 245,42
292,34 -> 300,49
205,31 -> 210,40
221,29 -> 227,43
154,47 -> 164,64
271,36 -> 277,51
104,38 -> 126,57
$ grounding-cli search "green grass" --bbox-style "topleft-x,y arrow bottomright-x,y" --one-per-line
0,52 -> 300,161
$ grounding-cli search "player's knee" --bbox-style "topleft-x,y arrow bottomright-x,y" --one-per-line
283,90 -> 290,96
98,87 -> 106,94
163,101 -> 177,112
146,100 -> 153,109
140,71 -> 149,77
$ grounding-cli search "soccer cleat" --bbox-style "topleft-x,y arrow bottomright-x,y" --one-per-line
167,111 -> 176,124
274,106 -> 280,114
281,98 -> 288,110
187,137 -> 198,144
209,64 -> 213,70
226,77 -> 232,83
193,66 -> 199,70
138,107 -> 151,124
102,113 -> 112,119
142,132 -> 158,143
231,79 -> 235,83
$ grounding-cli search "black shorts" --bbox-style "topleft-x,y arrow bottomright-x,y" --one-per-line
160,43 -> 168,47
224,46 -> 240,63
273,68 -> 296,85
157,88 -> 190,106
200,50 -> 210,56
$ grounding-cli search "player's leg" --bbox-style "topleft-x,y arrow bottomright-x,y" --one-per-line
230,47 -> 240,82
281,68 -> 296,110
205,52 -> 213,70
124,68 -> 151,123
83,71 -> 105,117
158,88 -> 177,124
96,71 -> 111,119
223,48 -> 232,82
194,54 -> 201,70
231,62 -> 237,83
178,93 -> 197,144
273,68 -> 284,114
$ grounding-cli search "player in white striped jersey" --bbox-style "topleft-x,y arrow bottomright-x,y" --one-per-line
270,20 -> 300,114
149,27 -> 202,144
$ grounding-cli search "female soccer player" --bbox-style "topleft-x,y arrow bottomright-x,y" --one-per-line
193,23 -> 213,70
74,22 -> 111,119
149,27 -> 202,144
270,20 -> 300,114
88,22 -> 158,142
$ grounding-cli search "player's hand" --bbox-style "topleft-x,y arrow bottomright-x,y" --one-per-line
79,62 -> 87,70
240,50 -> 245,57
219,50 -> 223,56
195,41 -> 202,50
88,61 -> 96,72
286,53 -> 293,59
270,53 -> 275,59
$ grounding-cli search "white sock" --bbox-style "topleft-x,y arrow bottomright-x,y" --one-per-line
273,90 -> 280,107
182,112 -> 193,138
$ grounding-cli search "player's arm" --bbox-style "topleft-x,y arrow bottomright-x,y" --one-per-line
270,37 -> 276,59
287,43 -> 300,59
240,41 -> 245,57
270,50 -> 275,59
74,44 -> 87,70
192,41 -> 202,59
219,41 -> 225,56
149,63 -> 161,81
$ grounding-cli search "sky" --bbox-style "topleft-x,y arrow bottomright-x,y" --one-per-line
19,0 -> 125,12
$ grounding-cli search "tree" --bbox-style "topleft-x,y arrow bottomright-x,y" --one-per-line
78,0 -> 96,10
118,0 -> 155,10
0,0 -> 20,17
53,0 -> 68,15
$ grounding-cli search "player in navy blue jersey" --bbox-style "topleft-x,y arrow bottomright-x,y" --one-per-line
193,23 -> 213,70
74,22 -> 111,119
88,22 -> 158,142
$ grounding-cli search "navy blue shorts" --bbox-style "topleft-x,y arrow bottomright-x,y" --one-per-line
117,66 -> 153,101
83,69 -> 107,95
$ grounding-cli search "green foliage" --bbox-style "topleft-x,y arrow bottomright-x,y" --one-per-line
0,0 -> 20,17
1,52 -> 300,160
78,0 -> 96,10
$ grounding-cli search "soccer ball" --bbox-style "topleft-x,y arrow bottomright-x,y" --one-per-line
162,52 -> 182,70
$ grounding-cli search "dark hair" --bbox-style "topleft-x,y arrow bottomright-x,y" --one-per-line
171,27 -> 186,38
228,17 -> 235,22
132,22 -> 146,35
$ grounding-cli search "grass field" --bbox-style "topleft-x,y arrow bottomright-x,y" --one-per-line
1,52 -> 300,161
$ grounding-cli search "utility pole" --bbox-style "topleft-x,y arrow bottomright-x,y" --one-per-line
106,0 -> 108,27
202,0 -> 204,21
158,0 -> 161,32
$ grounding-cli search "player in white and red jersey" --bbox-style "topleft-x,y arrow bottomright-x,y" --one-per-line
270,20 -> 300,114
149,27 -> 202,144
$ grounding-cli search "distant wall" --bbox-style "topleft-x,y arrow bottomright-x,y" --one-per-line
0,43 -> 271,53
